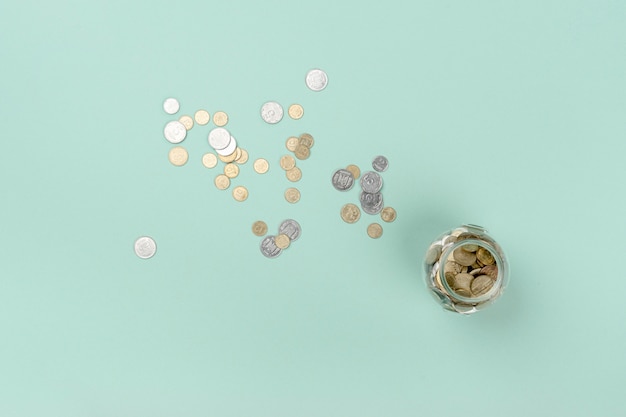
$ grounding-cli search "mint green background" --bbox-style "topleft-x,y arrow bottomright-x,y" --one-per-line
1,1 -> 625,416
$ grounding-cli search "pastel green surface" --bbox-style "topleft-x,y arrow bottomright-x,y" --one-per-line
1,1 -> 625,416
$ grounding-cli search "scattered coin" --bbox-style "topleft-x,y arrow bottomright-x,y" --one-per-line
360,171 -> 383,193
232,186 -> 248,202
216,136 -> 237,156
253,158 -> 269,174
179,115 -> 194,130
288,104 -> 304,120
194,109 -> 210,125
380,207 -> 397,222
360,191 -> 384,215
345,164 -> 360,179
252,220 -> 268,237
163,98 -> 180,115
275,234 -> 291,249
340,203 -> 361,224
367,223 -> 383,239
236,148 -> 249,164
278,219 -> 301,241
134,236 -> 157,259
224,163 -> 239,178
332,169 -> 355,191
202,153 -> 218,168
164,121 -> 187,144
208,127 -> 231,150
280,155 -> 296,170
299,133 -> 314,148
214,174 -> 230,190
284,187 -> 300,203
260,235 -> 282,259
305,68 -> 328,92
286,167 -> 302,182
213,111 -> 228,126
372,155 -> 389,172
294,144 -> 310,160
286,136 -> 300,152
168,146 -> 189,167
260,101 -> 284,124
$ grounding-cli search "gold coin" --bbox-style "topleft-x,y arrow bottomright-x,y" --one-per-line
194,110 -> 210,125
288,104 -> 304,120
380,207 -> 397,223
168,146 -> 188,166
236,148 -> 249,164
286,136 -> 299,152
218,149 -> 238,163
299,133 -> 314,148
286,166 -> 302,182
202,153 -> 218,168
232,185 -> 248,202
294,144 -> 310,160
284,187 -> 300,203
345,164 -> 360,179
252,221 -> 268,237
224,163 -> 239,178
179,115 -> 194,130
253,158 -> 269,174
213,111 -> 228,127
340,203 -> 361,224
275,234 -> 291,249
214,174 -> 230,190
367,223 -> 383,239
279,155 -> 296,170
232,147 -> 242,162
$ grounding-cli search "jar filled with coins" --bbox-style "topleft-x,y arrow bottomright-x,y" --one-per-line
423,224 -> 509,315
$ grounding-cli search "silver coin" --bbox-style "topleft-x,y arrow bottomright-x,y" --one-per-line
360,171 -> 383,193
163,121 -> 187,144
331,169 -> 354,191
359,190 -> 383,209
208,127 -> 232,150
278,219 -> 301,242
372,155 -> 389,172
260,101 -> 284,124
134,236 -> 157,259
216,136 -> 237,156
162,97 -> 180,115
305,69 -> 328,92
260,235 -> 282,259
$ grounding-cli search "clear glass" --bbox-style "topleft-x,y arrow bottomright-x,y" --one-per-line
423,224 -> 509,315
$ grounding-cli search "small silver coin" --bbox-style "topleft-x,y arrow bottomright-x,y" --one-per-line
162,97 -> 180,115
216,136 -> 237,156
163,121 -> 187,144
360,171 -> 383,193
208,127 -> 232,150
260,235 -> 282,259
134,236 -> 157,259
278,219 -> 301,242
305,69 -> 328,92
331,169 -> 355,191
372,155 -> 389,172
260,101 -> 284,124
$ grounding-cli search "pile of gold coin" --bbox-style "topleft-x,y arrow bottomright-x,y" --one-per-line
441,241 -> 498,298
280,133 -> 314,204
333,156 -> 396,239
252,219 -> 302,259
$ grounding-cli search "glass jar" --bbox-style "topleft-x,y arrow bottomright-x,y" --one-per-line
423,224 -> 509,315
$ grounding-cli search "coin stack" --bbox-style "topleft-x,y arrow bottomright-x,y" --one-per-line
252,219 -> 302,259
333,156 -> 396,239
162,98 -> 191,167
281,133 -> 314,204
204,126 -> 250,201
423,225 -> 507,314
